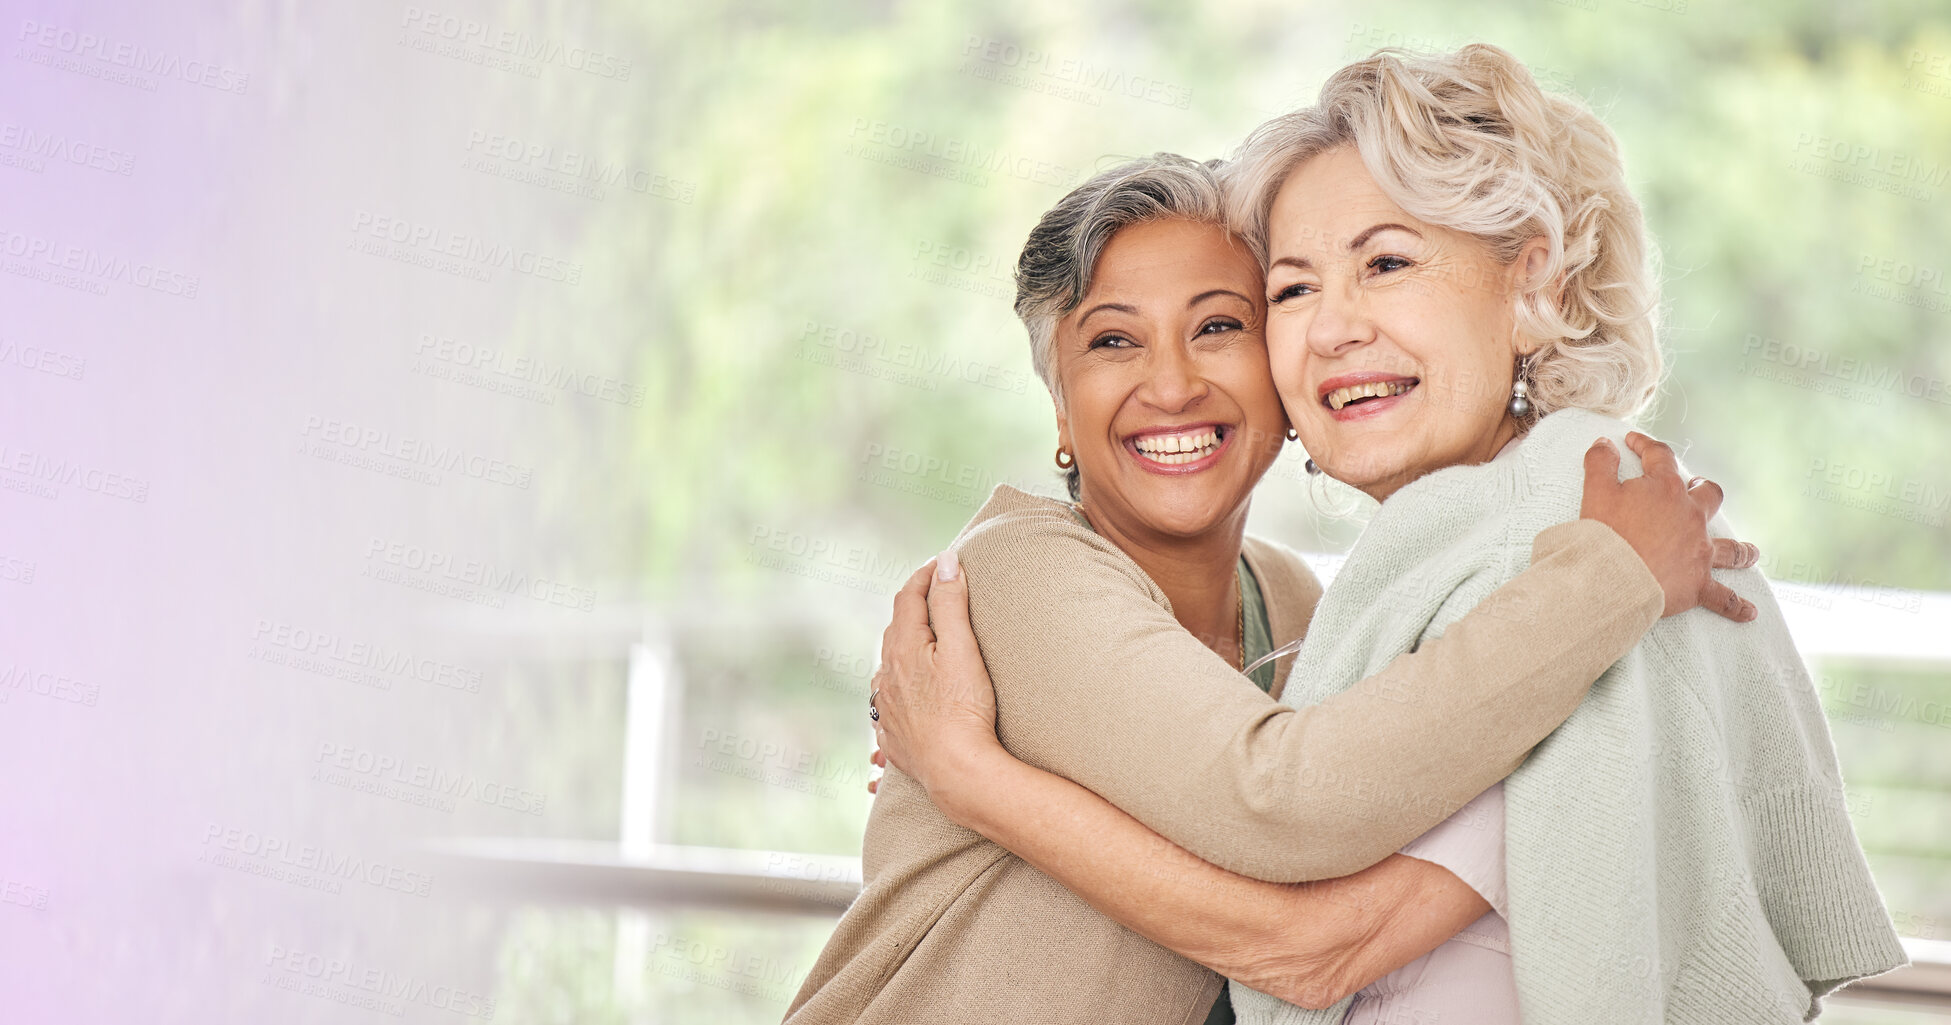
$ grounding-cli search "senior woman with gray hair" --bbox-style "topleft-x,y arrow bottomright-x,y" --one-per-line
788,149 -> 1760,1025
867,45 -> 1905,1025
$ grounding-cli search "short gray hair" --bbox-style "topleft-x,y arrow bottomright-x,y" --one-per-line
1014,153 -> 1228,408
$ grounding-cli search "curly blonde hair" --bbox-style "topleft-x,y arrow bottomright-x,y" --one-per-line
1222,43 -> 1663,421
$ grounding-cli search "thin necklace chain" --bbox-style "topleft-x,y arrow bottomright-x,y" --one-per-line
1235,564 -> 1246,673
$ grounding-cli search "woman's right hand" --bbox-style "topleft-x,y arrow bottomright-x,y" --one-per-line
1580,432 -> 1759,622
864,551 -> 1005,819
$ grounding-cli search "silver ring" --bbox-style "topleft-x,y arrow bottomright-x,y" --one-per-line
868,686 -> 880,722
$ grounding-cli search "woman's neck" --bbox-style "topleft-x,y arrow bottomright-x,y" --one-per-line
1074,500 -> 1248,663
1359,417 -> 1524,503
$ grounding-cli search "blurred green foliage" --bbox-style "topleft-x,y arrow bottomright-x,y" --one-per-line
492,0 -> 1951,1020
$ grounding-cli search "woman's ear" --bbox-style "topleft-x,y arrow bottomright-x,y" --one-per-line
1513,235 -> 1558,302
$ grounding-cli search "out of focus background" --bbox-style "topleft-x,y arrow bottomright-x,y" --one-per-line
4,0 -> 1949,1021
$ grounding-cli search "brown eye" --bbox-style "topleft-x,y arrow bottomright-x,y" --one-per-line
1269,283 -> 1312,304
1369,255 -> 1411,273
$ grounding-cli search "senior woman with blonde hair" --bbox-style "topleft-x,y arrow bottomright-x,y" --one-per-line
788,147 -> 1760,1023
870,45 -> 1905,1025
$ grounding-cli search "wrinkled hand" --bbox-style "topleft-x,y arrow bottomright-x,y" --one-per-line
1581,432 -> 1759,622
866,551 -> 1000,802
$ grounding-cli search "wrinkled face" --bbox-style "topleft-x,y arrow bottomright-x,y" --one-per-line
1264,146 -> 1544,501
1052,218 -> 1288,541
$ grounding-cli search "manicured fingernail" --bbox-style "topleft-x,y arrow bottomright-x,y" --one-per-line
936,549 -> 959,581
1592,437 -> 1615,450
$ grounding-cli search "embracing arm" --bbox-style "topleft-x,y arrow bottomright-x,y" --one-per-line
924,738 -> 1489,1008
923,512 -> 1657,883
875,434 -> 1752,884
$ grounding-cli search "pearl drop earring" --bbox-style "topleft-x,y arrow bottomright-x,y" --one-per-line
1509,353 -> 1536,418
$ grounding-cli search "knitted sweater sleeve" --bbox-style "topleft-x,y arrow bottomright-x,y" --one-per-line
957,510 -> 1665,883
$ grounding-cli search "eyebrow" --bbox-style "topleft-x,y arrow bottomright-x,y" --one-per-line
1079,290 -> 1251,324
1348,222 -> 1422,250
1268,222 -> 1425,272
1187,288 -> 1253,307
1076,301 -> 1139,326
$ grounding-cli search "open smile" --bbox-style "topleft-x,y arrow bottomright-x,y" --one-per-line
1318,373 -> 1419,422
1123,423 -> 1234,474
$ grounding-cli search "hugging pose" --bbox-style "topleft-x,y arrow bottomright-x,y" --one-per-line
787,44 -> 1905,1025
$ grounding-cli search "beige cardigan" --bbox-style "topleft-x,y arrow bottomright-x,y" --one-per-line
784,485 -> 1664,1025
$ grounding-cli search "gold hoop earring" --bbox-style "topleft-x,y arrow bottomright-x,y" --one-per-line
1055,447 -> 1074,469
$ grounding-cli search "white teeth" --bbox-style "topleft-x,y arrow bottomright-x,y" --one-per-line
1133,427 -> 1222,464
1325,380 -> 1414,411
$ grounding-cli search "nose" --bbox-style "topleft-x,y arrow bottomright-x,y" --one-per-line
1135,335 -> 1209,414
1304,277 -> 1378,359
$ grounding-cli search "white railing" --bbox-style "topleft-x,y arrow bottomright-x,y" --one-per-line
424,834 -> 1947,1003
433,574 -> 1951,1008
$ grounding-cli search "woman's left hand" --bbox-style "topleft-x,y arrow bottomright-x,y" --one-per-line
866,550 -> 1001,811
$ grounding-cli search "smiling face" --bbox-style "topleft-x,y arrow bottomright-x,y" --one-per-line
1052,217 -> 1287,543
1263,145 -> 1549,502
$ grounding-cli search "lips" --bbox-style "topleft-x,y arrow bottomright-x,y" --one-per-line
1124,423 -> 1233,473
1317,372 -> 1419,419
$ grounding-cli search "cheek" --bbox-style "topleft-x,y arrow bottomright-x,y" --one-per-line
1440,343 -> 1516,422
1389,311 -> 1508,423
1264,320 -> 1312,409
1060,369 -> 1118,432
1445,288 -> 1518,408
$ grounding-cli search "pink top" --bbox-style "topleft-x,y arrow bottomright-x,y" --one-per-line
1343,782 -> 1520,1025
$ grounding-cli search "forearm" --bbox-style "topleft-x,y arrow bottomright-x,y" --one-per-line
956,516 -> 1660,883
1208,519 -> 1665,880
1352,522 -> 1659,790
934,743 -> 1487,1008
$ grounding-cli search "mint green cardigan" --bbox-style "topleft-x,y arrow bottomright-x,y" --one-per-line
1233,408 -> 1906,1025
